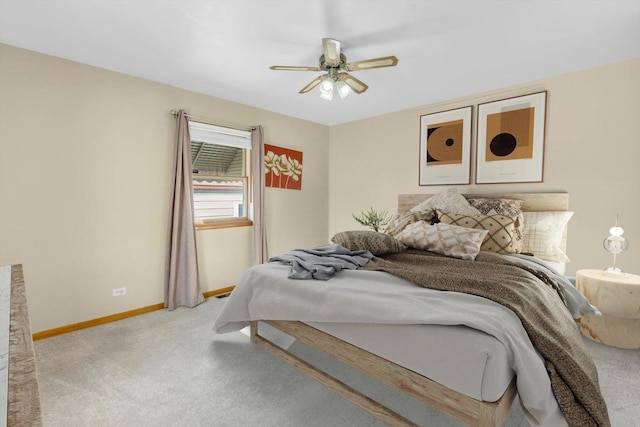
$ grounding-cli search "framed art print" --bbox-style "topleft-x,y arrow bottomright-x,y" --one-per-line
419,106 -> 472,185
264,144 -> 303,190
476,91 -> 547,184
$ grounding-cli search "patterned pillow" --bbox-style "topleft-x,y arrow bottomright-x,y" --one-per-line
467,198 -> 523,217
410,188 -> 480,216
522,211 -> 573,263
396,221 -> 488,261
467,198 -> 524,252
437,210 -> 520,254
384,209 -> 436,237
331,231 -> 405,256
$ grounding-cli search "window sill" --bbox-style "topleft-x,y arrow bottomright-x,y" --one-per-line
195,218 -> 253,231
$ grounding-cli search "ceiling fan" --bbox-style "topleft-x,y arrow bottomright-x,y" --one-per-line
270,38 -> 398,100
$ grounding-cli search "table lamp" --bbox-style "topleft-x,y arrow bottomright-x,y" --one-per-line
603,214 -> 628,276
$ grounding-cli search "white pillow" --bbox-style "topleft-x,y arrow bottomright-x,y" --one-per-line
410,188 -> 480,216
522,211 -> 574,263
396,221 -> 488,261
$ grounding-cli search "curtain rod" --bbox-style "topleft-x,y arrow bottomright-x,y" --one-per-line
170,110 -> 256,132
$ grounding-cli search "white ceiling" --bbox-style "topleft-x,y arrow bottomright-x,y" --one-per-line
1,0 -> 639,126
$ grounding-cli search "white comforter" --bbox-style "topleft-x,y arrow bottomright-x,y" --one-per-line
213,262 -> 568,427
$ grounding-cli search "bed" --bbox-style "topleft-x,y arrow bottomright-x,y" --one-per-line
213,192 -> 609,427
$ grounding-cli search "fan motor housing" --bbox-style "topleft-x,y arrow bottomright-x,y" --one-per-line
319,53 -> 347,70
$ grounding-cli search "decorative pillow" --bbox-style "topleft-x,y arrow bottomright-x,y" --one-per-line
467,198 -> 523,218
396,221 -> 488,261
522,211 -> 574,263
331,231 -> 405,256
384,209 -> 436,237
467,198 -> 525,252
410,188 -> 480,216
437,210 -> 520,254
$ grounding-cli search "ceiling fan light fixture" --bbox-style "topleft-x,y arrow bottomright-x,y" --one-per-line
336,80 -> 352,98
319,78 -> 334,101
271,38 -> 398,99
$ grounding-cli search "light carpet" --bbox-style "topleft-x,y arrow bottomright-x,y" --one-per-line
34,297 -> 640,426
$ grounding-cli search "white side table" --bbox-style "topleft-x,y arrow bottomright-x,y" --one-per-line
576,269 -> 640,349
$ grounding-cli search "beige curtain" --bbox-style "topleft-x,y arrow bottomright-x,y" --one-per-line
165,110 -> 204,310
251,125 -> 268,264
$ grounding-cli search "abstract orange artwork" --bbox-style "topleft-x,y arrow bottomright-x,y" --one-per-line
426,119 -> 464,166
485,107 -> 535,162
264,144 -> 303,190
419,106 -> 472,185
476,91 -> 546,184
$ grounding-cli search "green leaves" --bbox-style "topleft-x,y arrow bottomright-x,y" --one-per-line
352,207 -> 392,232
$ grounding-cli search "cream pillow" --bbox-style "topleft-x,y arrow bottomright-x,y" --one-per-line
522,211 -> 574,263
437,210 -> 521,254
384,209 -> 436,237
410,188 -> 480,216
396,221 -> 488,261
467,198 -> 525,253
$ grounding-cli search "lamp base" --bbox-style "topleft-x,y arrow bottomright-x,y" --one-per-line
603,266 -> 625,277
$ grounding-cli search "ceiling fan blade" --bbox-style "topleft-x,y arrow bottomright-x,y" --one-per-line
270,65 -> 321,71
346,56 -> 398,71
322,38 -> 341,66
338,73 -> 368,94
299,75 -> 325,94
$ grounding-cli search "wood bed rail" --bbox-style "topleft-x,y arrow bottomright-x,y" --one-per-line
251,320 -> 517,427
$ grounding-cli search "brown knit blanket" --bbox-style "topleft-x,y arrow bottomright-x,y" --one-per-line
361,250 -> 610,427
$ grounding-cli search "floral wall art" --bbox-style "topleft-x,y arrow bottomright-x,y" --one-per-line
264,144 -> 303,190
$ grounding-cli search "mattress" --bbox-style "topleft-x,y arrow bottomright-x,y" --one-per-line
214,261 -> 568,425
305,321 -> 514,402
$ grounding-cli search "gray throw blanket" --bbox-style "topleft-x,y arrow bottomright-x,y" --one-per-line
361,249 -> 610,427
269,244 -> 373,280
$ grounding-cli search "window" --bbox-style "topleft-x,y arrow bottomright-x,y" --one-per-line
189,121 -> 253,230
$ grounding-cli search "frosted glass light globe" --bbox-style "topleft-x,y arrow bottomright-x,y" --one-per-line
609,226 -> 624,237
320,80 -> 333,92
319,79 -> 334,101
603,235 -> 629,254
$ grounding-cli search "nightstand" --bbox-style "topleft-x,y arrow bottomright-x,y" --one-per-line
576,269 -> 640,349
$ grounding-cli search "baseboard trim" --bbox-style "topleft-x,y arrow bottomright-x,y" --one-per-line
204,286 -> 234,298
32,286 -> 235,341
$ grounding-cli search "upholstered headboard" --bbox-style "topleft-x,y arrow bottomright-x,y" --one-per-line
398,192 -> 570,255
398,193 -> 569,214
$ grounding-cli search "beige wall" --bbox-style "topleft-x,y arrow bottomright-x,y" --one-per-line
330,58 -> 640,275
0,44 -> 329,333
2,42 -> 638,333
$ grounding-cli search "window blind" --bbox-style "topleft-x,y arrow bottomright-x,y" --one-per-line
188,121 -> 252,149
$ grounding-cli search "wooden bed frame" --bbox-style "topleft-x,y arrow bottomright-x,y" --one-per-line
251,192 -> 569,427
